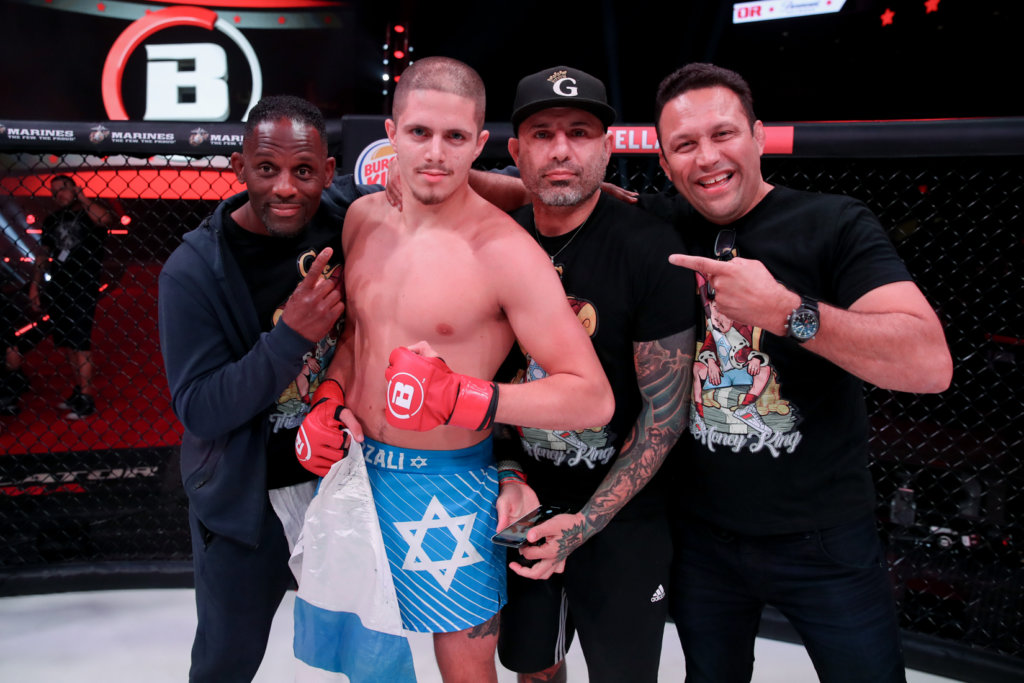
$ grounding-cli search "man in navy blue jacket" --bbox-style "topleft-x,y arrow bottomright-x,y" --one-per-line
158,95 -> 374,682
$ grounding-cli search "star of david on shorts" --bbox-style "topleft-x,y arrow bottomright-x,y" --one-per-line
394,496 -> 484,591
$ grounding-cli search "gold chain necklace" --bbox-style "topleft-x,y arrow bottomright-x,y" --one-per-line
535,214 -> 591,265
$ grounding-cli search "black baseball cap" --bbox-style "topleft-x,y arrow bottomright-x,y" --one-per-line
511,66 -> 617,134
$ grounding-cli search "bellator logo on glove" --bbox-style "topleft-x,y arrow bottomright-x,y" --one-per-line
295,378 -> 350,477
385,347 -> 498,432
386,365 -> 426,423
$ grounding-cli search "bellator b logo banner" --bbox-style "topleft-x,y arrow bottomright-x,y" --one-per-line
3,0 -> 356,123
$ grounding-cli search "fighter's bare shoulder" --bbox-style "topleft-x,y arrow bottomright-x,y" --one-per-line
341,191 -> 392,251
465,192 -> 547,267
346,190 -> 390,222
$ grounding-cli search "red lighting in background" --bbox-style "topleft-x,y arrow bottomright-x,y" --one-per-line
383,21 -> 412,102
15,316 -> 49,337
27,229 -> 42,235
25,214 -> 35,225
924,0 -> 940,13
120,214 -> 132,226
1,169 -> 246,201
394,75 -> 401,82
881,8 -> 895,26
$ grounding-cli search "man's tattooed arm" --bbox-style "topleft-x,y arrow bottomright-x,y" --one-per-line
553,327 -> 694,560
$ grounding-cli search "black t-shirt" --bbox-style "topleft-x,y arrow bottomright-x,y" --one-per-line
653,186 -> 912,535
223,211 -> 344,490
41,206 -> 106,297
506,193 -> 696,513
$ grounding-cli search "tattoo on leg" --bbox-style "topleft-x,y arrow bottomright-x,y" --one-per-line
520,659 -> 567,683
467,613 -> 499,639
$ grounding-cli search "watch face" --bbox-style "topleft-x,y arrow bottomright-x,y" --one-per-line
790,308 -> 819,339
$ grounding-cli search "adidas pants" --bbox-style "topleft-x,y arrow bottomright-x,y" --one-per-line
497,511 -> 671,682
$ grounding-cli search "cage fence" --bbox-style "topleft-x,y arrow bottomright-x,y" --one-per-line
0,119 -> 1021,677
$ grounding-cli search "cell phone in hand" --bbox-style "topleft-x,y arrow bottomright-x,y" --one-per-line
491,504 -> 569,548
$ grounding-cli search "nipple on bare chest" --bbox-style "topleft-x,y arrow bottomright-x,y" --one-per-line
435,322 -> 455,337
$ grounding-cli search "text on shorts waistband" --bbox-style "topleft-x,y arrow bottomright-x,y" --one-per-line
362,436 -> 494,474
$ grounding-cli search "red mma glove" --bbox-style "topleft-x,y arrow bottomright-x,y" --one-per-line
384,347 -> 498,432
295,379 -> 350,476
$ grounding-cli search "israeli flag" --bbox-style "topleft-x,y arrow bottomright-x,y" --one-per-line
290,439 -> 416,682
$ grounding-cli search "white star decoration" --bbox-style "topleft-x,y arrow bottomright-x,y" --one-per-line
394,496 -> 484,591
410,456 -> 428,469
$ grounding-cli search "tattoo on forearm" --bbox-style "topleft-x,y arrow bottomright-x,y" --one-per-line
466,613 -> 499,639
582,328 -> 695,536
556,519 -> 586,560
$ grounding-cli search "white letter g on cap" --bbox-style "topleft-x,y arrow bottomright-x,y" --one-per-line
552,77 -> 578,97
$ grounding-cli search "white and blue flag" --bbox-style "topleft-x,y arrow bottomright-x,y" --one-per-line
290,439 -> 416,682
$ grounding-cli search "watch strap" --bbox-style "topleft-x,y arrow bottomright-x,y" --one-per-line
785,295 -> 820,342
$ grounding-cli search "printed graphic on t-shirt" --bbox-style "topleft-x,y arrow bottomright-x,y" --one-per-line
690,272 -> 802,457
52,213 -> 88,261
268,248 -> 343,434
514,295 -> 615,469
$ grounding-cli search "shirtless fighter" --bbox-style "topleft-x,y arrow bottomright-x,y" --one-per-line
295,56 -> 613,683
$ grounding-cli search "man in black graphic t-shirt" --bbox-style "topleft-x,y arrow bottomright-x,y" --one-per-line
650,62 -> 953,683
494,65 -> 696,683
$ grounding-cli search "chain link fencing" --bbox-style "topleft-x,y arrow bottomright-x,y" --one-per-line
0,118 -> 1021,678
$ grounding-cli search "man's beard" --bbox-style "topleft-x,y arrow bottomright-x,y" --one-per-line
535,182 -> 596,207
410,186 -> 451,206
260,206 -> 308,238
411,165 -> 453,205
527,160 -> 604,207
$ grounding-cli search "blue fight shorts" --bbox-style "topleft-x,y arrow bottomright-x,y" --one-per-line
362,436 -> 507,633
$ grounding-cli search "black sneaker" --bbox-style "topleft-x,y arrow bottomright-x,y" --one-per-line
66,393 -> 96,420
0,394 -> 19,416
57,386 -> 83,411
0,369 -> 30,401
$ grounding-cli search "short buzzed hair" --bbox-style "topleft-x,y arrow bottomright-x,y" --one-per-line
244,95 -> 328,151
392,57 -> 486,130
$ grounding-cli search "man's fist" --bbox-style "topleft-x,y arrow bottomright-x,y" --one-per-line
384,347 -> 498,432
295,379 -> 350,476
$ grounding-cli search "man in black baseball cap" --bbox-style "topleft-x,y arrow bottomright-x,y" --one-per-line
495,65 -> 697,683
511,65 -> 617,133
